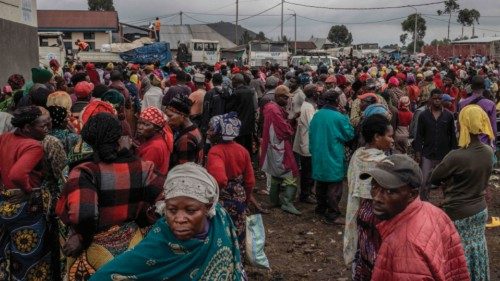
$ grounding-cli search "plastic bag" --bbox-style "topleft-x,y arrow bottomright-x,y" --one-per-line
245,214 -> 270,268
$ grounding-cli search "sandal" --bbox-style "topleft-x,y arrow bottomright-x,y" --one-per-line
486,216 -> 500,228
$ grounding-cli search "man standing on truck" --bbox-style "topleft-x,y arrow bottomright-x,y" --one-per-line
154,17 -> 161,42
75,39 -> 89,52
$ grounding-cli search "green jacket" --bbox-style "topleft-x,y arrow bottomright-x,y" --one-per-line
309,106 -> 354,182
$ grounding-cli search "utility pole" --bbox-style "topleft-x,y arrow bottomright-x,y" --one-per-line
293,12 -> 296,54
180,11 -> 183,25
410,6 -> 417,54
281,0 -> 284,41
235,0 -> 239,45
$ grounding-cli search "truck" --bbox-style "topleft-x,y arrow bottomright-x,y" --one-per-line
38,32 -> 66,68
290,55 -> 339,71
177,39 -> 221,66
247,41 -> 289,67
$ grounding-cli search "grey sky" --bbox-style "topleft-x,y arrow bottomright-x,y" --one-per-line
37,0 -> 500,45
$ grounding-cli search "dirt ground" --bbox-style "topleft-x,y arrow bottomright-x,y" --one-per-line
245,173 -> 500,281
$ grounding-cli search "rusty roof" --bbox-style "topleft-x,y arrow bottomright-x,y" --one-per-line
290,41 -> 317,50
38,10 -> 119,31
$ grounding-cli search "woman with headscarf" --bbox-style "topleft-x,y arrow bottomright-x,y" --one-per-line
85,63 -> 100,86
206,112 -> 259,256
48,105 -> 79,153
431,104 -> 494,281
394,96 -> 413,154
56,113 -> 165,281
0,106 -> 52,280
406,73 -> 420,111
136,106 -> 174,175
67,100 -> 116,168
165,93 -> 203,167
141,74 -> 164,111
344,114 -> 394,280
101,89 -> 133,137
89,163 -> 245,281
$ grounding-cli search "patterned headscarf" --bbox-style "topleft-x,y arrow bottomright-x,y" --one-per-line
48,105 -> 68,128
398,96 -> 411,110
47,91 -> 72,113
140,106 -> 174,153
140,106 -> 167,128
208,112 -> 241,141
363,103 -> 389,119
162,163 -> 219,218
458,104 -> 494,148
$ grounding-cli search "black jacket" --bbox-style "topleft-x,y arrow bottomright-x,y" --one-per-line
413,108 -> 457,160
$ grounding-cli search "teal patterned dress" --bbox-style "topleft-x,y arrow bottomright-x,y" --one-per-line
89,204 -> 245,281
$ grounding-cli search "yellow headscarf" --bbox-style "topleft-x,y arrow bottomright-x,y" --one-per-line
46,91 -> 72,113
458,104 -> 494,148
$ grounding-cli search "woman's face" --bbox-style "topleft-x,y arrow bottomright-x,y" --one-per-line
165,108 -> 185,129
136,119 -> 159,140
374,125 -> 394,151
206,123 -> 221,144
26,114 -> 51,141
164,196 -> 209,240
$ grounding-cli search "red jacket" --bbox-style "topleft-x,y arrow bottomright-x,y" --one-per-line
372,199 -> 470,281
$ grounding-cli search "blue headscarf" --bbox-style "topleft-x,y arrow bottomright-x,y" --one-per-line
363,103 -> 389,118
209,112 -> 241,141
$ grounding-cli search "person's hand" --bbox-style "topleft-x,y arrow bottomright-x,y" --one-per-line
248,194 -> 269,214
414,152 -> 421,164
62,233 -> 83,258
118,136 -> 133,151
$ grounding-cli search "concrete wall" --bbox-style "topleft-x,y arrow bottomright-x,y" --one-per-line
0,0 -> 38,84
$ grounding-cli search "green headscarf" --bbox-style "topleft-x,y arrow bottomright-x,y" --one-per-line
101,89 -> 125,107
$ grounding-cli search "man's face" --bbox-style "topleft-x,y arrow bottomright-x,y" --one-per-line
431,94 -> 442,109
289,78 -> 298,90
275,94 -> 289,107
370,180 -> 417,220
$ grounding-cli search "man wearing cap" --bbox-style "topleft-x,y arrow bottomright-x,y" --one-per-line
309,89 -> 354,224
441,94 -> 456,113
458,75 -> 497,148
188,73 -> 207,127
260,85 -> 301,215
259,76 -> 279,108
360,154 -> 470,281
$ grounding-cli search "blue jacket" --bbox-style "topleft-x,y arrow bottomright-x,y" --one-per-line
309,106 -> 354,182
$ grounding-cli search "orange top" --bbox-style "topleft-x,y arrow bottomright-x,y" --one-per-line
155,20 -> 161,31
78,41 -> 89,50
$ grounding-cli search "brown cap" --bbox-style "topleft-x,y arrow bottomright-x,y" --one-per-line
275,85 -> 291,97
360,154 -> 422,189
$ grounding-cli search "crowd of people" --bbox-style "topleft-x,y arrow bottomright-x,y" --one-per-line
0,53 -> 497,280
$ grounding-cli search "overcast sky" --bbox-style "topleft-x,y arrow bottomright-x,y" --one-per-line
37,0 -> 500,46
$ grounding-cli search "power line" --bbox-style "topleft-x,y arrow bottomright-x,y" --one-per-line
297,15 -> 407,25
239,2 -> 281,21
284,0 -> 444,10
183,13 -> 211,24
267,15 -> 293,34
184,11 -> 290,17
422,15 -> 500,33
125,13 -> 177,25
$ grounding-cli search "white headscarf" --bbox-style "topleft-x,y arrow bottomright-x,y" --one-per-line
161,163 -> 219,218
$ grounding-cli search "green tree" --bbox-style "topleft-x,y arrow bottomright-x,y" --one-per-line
327,25 -> 353,47
457,9 -> 473,39
88,0 -> 115,11
469,9 -> 480,37
401,13 -> 426,53
255,31 -> 266,41
400,33 -> 408,45
437,0 -> 460,40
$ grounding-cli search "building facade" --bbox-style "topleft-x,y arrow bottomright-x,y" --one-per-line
37,10 -> 118,52
0,0 -> 38,84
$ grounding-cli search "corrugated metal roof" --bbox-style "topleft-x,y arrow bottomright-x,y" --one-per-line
290,41 -> 317,50
38,10 -> 118,31
159,24 -> 236,49
452,37 -> 500,44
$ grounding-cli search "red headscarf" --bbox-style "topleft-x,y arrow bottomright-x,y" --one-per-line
139,106 -> 174,153
81,100 -> 116,126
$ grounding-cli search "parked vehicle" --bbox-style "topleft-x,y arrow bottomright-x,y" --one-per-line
247,41 -> 289,67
